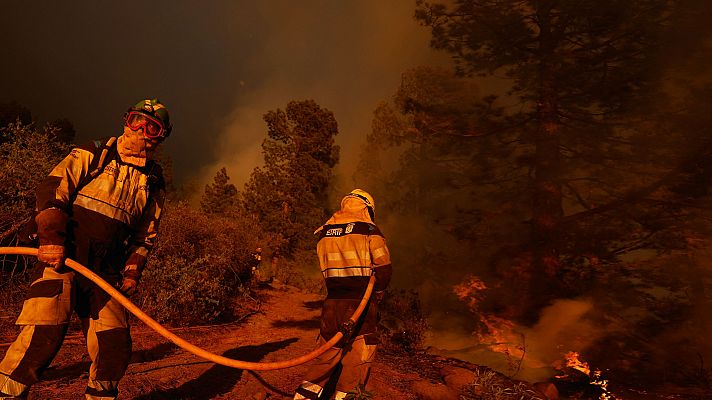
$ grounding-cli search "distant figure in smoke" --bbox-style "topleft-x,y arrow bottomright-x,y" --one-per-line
0,99 -> 171,400
250,246 -> 270,284
252,247 -> 263,273
294,189 -> 392,400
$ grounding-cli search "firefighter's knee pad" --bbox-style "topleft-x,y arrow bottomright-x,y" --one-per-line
93,296 -> 129,331
15,268 -> 73,326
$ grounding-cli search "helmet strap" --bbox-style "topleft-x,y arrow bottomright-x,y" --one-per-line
366,206 -> 375,222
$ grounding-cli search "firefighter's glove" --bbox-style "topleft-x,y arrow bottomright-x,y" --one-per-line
37,244 -> 66,271
120,265 -> 141,297
35,207 -> 69,270
119,277 -> 138,297
340,320 -> 355,338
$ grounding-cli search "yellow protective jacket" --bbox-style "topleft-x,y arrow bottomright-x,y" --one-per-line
314,199 -> 392,345
35,137 -> 165,283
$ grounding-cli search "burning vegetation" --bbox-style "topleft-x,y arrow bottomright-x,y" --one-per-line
356,0 -> 712,397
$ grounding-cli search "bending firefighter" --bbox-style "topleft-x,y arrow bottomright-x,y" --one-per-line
294,189 -> 392,400
0,99 -> 171,400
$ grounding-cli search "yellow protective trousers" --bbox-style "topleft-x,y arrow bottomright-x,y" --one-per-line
0,266 -> 130,400
294,335 -> 377,400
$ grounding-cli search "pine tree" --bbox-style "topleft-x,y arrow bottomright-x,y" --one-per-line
415,0 -> 674,315
201,167 -> 238,214
241,100 -> 340,256
358,1 -> 712,384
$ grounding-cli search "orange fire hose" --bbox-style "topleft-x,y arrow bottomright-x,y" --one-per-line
0,247 -> 375,371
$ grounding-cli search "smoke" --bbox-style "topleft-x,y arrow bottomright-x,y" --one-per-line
199,1 -> 448,191
196,0 -> 712,391
519,299 -> 604,381
0,1 -> 446,188
426,297 -> 610,383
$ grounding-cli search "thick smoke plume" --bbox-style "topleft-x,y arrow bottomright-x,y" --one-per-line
202,1 -> 446,190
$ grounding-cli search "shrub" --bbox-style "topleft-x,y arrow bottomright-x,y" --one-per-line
0,122 -> 69,244
137,202 -> 263,326
273,248 -> 324,293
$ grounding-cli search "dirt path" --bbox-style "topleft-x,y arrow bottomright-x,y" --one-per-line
1,282 -> 422,400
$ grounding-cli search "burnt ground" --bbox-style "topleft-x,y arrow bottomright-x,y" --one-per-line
0,282 -> 424,400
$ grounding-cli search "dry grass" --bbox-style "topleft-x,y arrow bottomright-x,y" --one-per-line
461,369 -> 545,400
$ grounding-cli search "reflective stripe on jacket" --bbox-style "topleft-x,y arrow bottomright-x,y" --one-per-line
316,220 -> 391,299
314,209 -> 392,345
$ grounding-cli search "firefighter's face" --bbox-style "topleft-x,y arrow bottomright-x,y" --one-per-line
122,124 -> 162,150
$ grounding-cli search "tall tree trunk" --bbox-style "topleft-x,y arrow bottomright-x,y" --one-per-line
528,3 -> 564,320
532,75 -> 562,278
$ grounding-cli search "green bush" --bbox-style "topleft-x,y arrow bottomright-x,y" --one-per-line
1,122 -> 69,244
378,289 -> 429,354
137,202 -> 263,326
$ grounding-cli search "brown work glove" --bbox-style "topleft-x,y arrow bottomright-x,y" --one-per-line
37,244 -> 66,270
120,259 -> 142,297
119,277 -> 138,297
35,207 -> 69,271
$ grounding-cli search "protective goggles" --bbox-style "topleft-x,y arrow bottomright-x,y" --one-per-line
123,111 -> 168,139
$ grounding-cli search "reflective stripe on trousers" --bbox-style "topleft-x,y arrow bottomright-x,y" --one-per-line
293,380 -> 323,399
295,335 -> 377,398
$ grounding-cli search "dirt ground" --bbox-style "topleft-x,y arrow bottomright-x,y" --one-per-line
4,281 -> 708,399
0,282 -> 423,400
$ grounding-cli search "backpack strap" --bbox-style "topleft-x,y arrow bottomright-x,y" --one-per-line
78,136 -> 117,189
69,136 -> 117,210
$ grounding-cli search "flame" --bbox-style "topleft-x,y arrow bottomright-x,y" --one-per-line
592,370 -> 615,400
453,277 -> 524,359
564,351 -> 591,376
452,275 -> 622,398
559,351 -> 620,400
452,275 -> 548,372
453,275 -> 487,310
478,316 -> 522,355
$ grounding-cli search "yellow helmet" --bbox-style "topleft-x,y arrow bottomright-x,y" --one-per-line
344,189 -> 375,220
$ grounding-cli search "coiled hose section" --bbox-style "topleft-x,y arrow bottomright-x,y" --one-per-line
0,247 -> 375,371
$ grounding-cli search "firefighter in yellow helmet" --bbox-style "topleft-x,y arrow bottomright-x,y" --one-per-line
294,189 -> 392,400
0,99 -> 170,400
